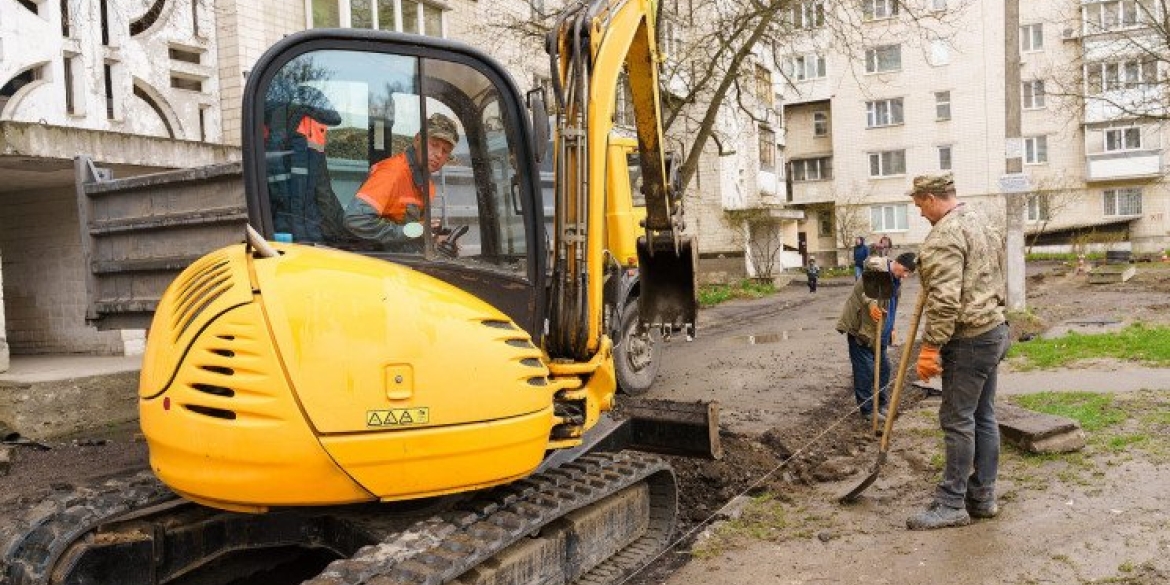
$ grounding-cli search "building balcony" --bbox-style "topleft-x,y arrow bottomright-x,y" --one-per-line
1085,150 -> 1162,182
787,179 -> 837,205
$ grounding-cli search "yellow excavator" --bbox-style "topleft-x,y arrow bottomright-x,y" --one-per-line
1,0 -> 706,583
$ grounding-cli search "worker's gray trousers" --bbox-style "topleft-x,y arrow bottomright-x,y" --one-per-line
935,323 -> 1011,508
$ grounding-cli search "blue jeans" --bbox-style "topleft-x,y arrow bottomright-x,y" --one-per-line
847,334 -> 890,415
935,323 -> 1011,508
854,265 -> 863,280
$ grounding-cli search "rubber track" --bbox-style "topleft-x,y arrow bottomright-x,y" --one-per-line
304,451 -> 677,585
0,471 -> 177,585
0,452 -> 674,585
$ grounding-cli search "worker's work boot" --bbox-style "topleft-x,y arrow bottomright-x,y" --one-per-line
906,502 -> 970,530
966,498 -> 999,519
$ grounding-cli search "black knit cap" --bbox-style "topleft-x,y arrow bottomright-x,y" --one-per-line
895,252 -> 917,272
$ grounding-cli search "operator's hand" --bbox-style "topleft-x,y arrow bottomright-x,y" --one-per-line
890,329 -> 898,346
868,300 -> 886,321
916,344 -> 942,381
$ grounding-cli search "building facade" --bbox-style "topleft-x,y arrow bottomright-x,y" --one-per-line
776,0 -> 1168,268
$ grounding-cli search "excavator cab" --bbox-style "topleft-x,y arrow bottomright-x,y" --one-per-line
245,33 -> 548,337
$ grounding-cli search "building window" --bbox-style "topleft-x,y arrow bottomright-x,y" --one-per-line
928,39 -> 950,66
63,56 -> 76,114
1021,23 -> 1044,52
1022,79 -> 1045,109
871,204 -> 909,231
615,72 -> 634,126
759,126 -> 776,170
311,0 -> 445,36
938,145 -> 952,170
660,17 -> 684,59
790,157 -> 832,181
819,209 -> 834,237
866,98 -> 904,128
755,64 -> 774,108
865,45 -> 901,74
1103,187 -> 1142,215
862,0 -> 900,21
813,111 -> 828,136
935,90 -> 951,120
1026,194 -> 1050,221
103,62 -> 116,119
1024,135 -> 1047,164
1085,59 -> 1157,94
1104,126 -> 1142,151
792,1 -> 825,29
1083,0 -> 1146,34
783,54 -> 827,81
868,150 -> 906,177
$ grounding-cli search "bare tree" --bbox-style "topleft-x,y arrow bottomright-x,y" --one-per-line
1040,0 -> 1170,121
726,208 -> 787,279
484,0 -> 967,193
833,189 -> 872,266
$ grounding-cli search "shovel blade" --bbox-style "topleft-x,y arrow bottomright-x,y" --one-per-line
838,451 -> 887,504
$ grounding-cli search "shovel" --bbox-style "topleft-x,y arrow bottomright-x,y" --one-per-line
871,309 -> 884,434
839,286 -> 928,504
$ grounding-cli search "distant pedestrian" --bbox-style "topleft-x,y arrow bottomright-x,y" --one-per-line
806,258 -> 821,293
835,252 -> 916,424
852,237 -> 870,280
876,235 -> 893,257
905,173 -> 1010,531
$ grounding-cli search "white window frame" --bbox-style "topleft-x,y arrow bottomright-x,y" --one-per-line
937,145 -> 952,170
865,98 -> 904,128
1103,187 -> 1142,215
871,204 -> 909,232
1022,79 -> 1046,109
868,149 -> 906,177
935,90 -> 951,120
1083,0 -> 1146,34
783,54 -> 826,81
1084,59 -> 1158,94
793,1 -> 825,29
865,44 -> 902,74
1026,194 -> 1050,222
863,0 -> 900,21
813,111 -> 828,136
929,39 -> 950,66
790,157 -> 832,182
759,125 -> 776,170
1021,23 -> 1044,52
1024,135 -> 1048,164
1104,126 -> 1143,151
309,0 -> 446,36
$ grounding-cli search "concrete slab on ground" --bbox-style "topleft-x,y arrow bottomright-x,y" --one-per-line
0,355 -> 142,439
997,403 -> 1086,454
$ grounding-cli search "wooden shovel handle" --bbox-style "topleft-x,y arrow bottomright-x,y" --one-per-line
878,286 -> 928,451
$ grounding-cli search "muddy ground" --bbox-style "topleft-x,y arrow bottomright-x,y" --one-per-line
1,260 -> 1169,584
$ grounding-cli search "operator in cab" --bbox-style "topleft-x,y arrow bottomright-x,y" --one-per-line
344,112 -> 460,252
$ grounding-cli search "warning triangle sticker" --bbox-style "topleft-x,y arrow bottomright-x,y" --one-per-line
383,411 -> 399,424
367,412 -> 383,426
399,411 -> 414,424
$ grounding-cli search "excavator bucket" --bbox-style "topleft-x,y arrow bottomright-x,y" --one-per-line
637,235 -> 698,338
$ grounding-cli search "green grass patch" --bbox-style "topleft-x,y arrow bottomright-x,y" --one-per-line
1007,323 -> 1170,369
1012,392 -> 1126,432
698,278 -> 777,307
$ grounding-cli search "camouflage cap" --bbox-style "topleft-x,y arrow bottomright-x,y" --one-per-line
908,173 -> 955,197
425,113 -> 459,147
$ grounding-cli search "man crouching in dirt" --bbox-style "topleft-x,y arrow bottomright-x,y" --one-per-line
906,173 -> 1011,531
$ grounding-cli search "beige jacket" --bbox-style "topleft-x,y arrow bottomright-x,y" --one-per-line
919,203 -> 1006,346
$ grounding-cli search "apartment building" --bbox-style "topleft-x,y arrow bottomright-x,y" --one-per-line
777,0 -> 1168,267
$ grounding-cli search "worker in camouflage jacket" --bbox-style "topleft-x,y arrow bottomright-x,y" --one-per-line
905,173 -> 1011,531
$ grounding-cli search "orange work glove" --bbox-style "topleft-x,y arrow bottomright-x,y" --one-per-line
916,344 -> 942,381
868,300 -> 885,321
